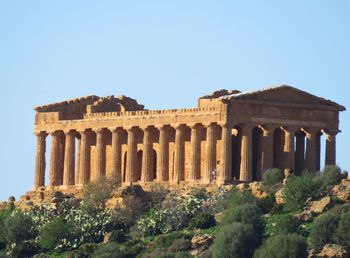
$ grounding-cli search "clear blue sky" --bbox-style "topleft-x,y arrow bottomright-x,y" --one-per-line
0,1 -> 349,201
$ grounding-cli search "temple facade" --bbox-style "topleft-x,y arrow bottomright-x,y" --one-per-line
32,85 -> 345,191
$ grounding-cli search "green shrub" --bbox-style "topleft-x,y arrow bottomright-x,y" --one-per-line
334,211 -> 350,250
283,171 -> 324,212
114,194 -> 145,228
78,243 -> 98,256
321,166 -> 343,188
328,202 -> 350,215
261,168 -> 284,193
39,217 -> 74,251
3,211 -> 37,244
210,222 -> 261,258
257,194 -> 279,214
275,214 -> 299,235
155,231 -> 189,249
83,177 -> 116,213
0,252 -> 6,258
168,238 -> 192,252
11,241 -> 41,258
93,243 -> 130,258
157,252 -> 193,258
109,229 -> 128,243
309,212 -> 340,251
135,196 -> 202,236
189,213 -> 216,229
254,234 -> 308,258
221,203 -> 264,236
218,188 -> 257,211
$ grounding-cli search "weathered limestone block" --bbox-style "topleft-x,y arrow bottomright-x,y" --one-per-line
191,234 -> 214,256
275,188 -> 285,205
296,196 -> 332,221
320,244 -> 348,258
0,202 -> 7,211
249,182 -> 267,199
332,179 -> 350,201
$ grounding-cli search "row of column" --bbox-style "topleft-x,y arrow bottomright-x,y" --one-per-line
34,123 -> 220,189
34,123 -> 338,189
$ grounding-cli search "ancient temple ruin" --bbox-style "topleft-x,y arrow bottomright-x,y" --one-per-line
32,85 -> 345,191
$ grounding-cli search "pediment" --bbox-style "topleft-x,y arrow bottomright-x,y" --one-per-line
227,85 -> 345,111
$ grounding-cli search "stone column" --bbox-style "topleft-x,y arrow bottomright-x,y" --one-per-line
240,124 -> 252,182
49,131 -> 60,187
34,131 -> 47,189
75,137 -> 81,185
95,128 -> 106,181
141,126 -> 152,182
189,123 -> 201,181
304,128 -> 319,172
126,127 -> 137,184
63,130 -> 75,186
219,123 -> 232,184
77,130 -> 89,186
110,127 -> 122,183
173,124 -> 185,184
260,125 -> 273,175
204,123 -> 216,183
325,130 -> 337,166
157,125 -> 169,182
283,127 -> 296,171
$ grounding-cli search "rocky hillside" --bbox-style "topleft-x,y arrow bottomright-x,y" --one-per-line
0,165 -> 350,258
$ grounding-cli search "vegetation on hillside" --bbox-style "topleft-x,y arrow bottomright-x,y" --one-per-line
0,165 -> 349,258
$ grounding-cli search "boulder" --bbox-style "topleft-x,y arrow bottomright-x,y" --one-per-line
106,196 -> 124,209
103,232 -> 112,244
0,202 -> 7,211
332,179 -> 350,202
308,196 -> 332,214
249,182 -> 267,199
321,244 -> 348,258
191,234 -> 213,249
297,196 -> 332,222
236,183 -> 249,190
214,212 -> 224,224
191,234 -> 214,256
275,188 -> 285,205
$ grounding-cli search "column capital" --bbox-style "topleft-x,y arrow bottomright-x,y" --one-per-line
125,126 -> 138,132
172,124 -> 186,130
188,123 -> 201,129
140,126 -> 152,132
108,127 -> 122,134
77,129 -> 89,135
63,129 -> 76,135
34,131 -> 48,137
93,128 -> 105,134
323,129 -> 339,137
281,126 -> 299,134
48,130 -> 61,137
155,124 -> 170,130
259,125 -> 274,136
302,127 -> 320,138
203,122 -> 216,128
